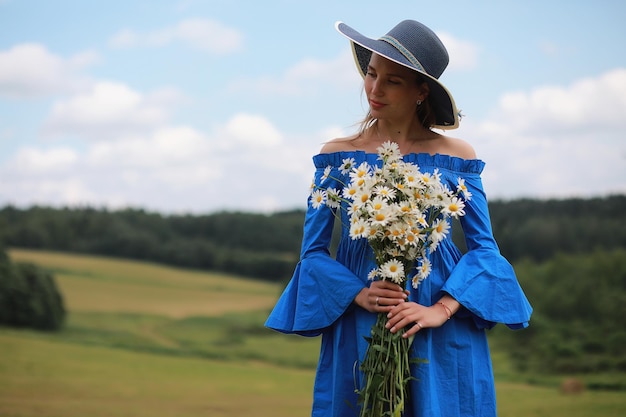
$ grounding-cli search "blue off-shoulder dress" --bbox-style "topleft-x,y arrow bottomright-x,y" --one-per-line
265,151 -> 532,417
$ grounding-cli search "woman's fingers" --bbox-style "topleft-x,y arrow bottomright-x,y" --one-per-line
386,303 -> 423,335
370,281 -> 408,305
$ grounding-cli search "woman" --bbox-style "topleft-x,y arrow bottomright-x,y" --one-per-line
265,19 -> 532,417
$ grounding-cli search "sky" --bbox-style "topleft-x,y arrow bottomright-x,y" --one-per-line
1,0 -> 625,214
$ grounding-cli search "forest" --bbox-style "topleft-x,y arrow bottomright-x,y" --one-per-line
1,195 -> 625,282
1,195 -> 625,381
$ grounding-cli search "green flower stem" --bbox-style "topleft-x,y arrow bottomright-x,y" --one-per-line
358,311 -> 413,417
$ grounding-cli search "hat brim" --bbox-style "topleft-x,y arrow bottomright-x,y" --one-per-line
336,21 -> 459,130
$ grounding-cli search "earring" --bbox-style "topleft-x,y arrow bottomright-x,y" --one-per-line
416,100 -> 422,105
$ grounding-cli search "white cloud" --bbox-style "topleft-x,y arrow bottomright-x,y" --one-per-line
3,112 -> 326,213
7,147 -> 79,174
0,43 -> 98,98
436,32 -> 479,71
220,113 -> 283,147
87,126 -> 210,168
228,49 -> 359,96
467,68 -> 626,199
109,18 -> 243,53
43,81 -> 183,140
496,68 -> 626,133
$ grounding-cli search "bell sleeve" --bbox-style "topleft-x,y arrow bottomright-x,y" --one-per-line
265,158 -> 366,336
440,169 -> 533,330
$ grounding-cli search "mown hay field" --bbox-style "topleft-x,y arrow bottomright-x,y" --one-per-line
2,249 -> 625,417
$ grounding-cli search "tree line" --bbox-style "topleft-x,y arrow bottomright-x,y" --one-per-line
1,195 -> 625,282
0,206 -> 305,281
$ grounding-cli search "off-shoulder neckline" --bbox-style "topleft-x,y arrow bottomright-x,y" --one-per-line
316,150 -> 481,161
313,151 -> 485,175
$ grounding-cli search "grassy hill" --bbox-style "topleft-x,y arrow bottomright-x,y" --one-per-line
2,249 -> 625,417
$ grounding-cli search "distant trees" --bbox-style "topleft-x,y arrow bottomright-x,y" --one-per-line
0,246 -> 66,331
0,206 -> 305,282
488,196 -> 626,262
0,195 -> 625,283
493,248 -> 626,377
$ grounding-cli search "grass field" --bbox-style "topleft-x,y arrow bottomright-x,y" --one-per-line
2,249 -> 626,417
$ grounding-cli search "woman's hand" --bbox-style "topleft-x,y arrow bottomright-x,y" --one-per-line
385,296 -> 459,338
354,280 -> 408,313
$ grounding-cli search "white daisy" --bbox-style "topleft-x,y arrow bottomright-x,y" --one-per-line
367,226 -> 382,240
367,268 -> 379,281
387,222 -> 407,240
380,259 -> 405,284
349,219 -> 370,240
346,203 -> 361,218
443,196 -> 466,217
405,231 -> 419,247
402,165 -> 421,187
339,157 -> 356,175
412,257 -> 432,288
368,195 -> 387,212
456,178 -> 473,201
325,187 -> 341,209
370,204 -> 395,227
356,190 -> 372,206
343,182 -> 360,200
310,189 -> 326,209
320,166 -> 332,183
349,162 -> 372,183
373,185 -> 397,200
429,218 -> 450,246
377,141 -> 402,162
397,201 -> 414,215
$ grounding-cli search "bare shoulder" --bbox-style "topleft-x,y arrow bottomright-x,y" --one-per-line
319,135 -> 360,154
439,135 -> 477,160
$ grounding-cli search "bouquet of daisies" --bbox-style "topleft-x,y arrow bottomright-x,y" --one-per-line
310,141 -> 471,417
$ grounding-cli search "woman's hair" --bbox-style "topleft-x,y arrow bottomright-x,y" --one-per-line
357,74 -> 436,136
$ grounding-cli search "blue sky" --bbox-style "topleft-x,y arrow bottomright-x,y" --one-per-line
1,0 -> 625,213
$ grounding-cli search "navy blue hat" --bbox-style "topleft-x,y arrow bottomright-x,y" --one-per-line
336,20 -> 459,129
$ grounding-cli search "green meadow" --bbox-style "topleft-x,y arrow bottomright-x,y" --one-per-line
2,249 -> 625,417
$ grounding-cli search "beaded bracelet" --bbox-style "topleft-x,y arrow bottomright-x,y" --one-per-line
437,301 -> 453,320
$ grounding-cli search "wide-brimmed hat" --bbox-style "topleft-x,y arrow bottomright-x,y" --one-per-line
336,20 -> 459,130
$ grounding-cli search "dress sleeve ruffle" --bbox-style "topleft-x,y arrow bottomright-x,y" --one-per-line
441,248 -> 532,329
264,251 -> 366,336
440,170 -> 533,330
265,155 -> 365,336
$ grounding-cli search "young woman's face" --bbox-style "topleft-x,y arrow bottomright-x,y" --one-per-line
364,53 -> 428,121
